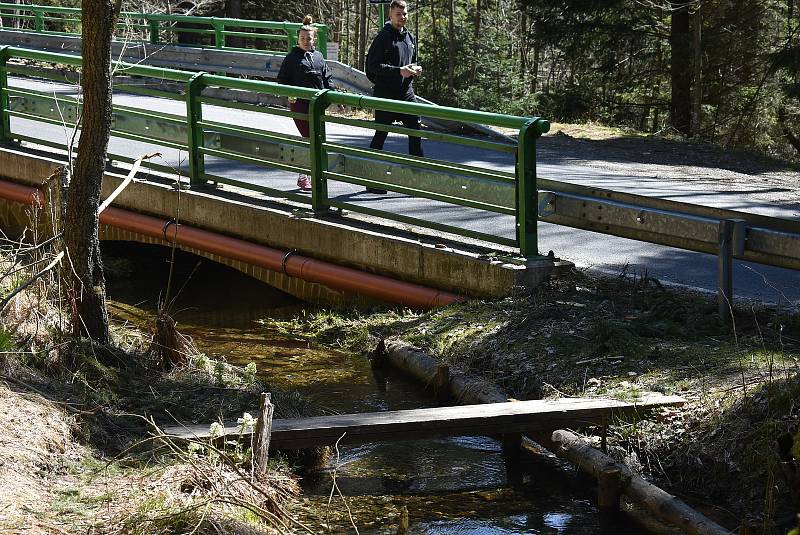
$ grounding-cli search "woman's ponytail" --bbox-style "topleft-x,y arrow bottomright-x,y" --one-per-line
299,15 -> 315,35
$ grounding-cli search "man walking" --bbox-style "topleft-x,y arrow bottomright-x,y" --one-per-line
365,0 -> 423,193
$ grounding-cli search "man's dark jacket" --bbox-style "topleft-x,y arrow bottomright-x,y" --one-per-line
366,22 -> 418,99
276,47 -> 332,90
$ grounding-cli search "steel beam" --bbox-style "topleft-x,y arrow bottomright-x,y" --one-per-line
538,190 -> 800,271
718,220 -> 735,321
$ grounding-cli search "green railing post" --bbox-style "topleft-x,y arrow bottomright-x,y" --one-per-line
285,23 -> 297,52
316,25 -> 328,59
0,46 -> 9,143
34,8 -> 44,32
185,72 -> 206,187
308,89 -> 330,213
148,18 -> 160,45
516,118 -> 549,258
212,19 -> 224,48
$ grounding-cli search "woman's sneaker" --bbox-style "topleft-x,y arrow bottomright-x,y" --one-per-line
297,174 -> 312,191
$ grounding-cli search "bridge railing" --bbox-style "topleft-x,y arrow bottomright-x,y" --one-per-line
4,45 -> 799,302
0,45 -> 548,258
0,3 -> 328,57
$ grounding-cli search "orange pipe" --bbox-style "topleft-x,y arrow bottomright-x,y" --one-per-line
0,179 -> 43,206
1,179 -> 462,308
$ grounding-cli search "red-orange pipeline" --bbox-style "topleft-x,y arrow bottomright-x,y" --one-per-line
0,179 -> 462,308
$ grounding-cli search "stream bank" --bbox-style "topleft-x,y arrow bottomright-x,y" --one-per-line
103,243 -> 632,534
3,238 -> 798,533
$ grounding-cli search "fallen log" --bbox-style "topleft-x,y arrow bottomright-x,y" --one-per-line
376,339 -> 508,404
549,429 -> 733,535
377,338 -> 732,535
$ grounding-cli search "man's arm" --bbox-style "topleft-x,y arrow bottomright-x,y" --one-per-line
366,31 -> 399,80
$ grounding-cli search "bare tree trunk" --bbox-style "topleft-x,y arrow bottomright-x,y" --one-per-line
669,1 -> 692,136
531,39 -> 539,93
343,0 -> 351,65
225,0 -> 243,48
447,0 -> 455,99
519,5 -> 527,95
691,6 -> 702,137
357,0 -> 367,71
474,0 -> 481,39
431,0 -> 438,95
63,0 -> 117,344
468,0 -> 481,88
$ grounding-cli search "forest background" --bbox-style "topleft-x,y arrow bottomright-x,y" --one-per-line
27,0 -> 800,162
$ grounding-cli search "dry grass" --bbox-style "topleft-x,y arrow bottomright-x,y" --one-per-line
0,383 -> 84,532
0,375 -> 306,534
0,248 -> 314,534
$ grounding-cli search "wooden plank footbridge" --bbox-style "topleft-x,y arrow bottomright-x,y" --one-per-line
163,394 -> 684,449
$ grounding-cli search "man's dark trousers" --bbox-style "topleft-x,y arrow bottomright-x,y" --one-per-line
369,106 -> 424,157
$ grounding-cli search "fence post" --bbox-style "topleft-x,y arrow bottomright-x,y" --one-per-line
212,19 -> 224,48
308,89 -> 330,213
598,465 -> 622,527
148,18 -> 160,45
0,46 -> 10,144
252,392 -> 274,481
516,118 -> 549,258
185,72 -> 206,187
717,219 -> 739,322
34,8 -> 44,32
316,25 -> 328,59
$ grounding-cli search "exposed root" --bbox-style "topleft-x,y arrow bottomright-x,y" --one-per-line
149,311 -> 198,371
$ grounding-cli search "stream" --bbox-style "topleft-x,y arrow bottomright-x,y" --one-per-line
103,242 -> 646,534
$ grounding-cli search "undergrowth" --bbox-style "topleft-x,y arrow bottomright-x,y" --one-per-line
1,245 -> 314,534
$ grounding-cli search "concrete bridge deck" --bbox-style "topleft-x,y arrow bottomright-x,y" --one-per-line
0,146 -> 541,306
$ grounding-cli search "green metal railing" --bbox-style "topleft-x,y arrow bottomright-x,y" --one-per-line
0,46 -> 548,258
0,3 -> 328,57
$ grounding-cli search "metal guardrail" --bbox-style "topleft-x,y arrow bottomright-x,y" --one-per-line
0,2 -> 328,58
537,179 -> 800,272
536,182 -> 800,313
0,45 -> 548,258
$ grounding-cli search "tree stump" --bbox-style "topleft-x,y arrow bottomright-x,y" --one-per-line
598,465 -> 622,529
253,392 -> 274,481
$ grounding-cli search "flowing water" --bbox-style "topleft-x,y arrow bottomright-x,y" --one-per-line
104,242 -> 646,534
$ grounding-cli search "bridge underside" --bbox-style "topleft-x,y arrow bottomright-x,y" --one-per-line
100,226 -> 367,306
1,200 -> 364,305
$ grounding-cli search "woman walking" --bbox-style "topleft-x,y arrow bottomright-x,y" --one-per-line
277,15 -> 332,191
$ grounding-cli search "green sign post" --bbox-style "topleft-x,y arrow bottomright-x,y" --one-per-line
369,0 -> 389,25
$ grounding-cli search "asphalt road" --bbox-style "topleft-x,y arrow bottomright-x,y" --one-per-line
8,76 -> 800,306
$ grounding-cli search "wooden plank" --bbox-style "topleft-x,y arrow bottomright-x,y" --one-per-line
162,395 -> 684,449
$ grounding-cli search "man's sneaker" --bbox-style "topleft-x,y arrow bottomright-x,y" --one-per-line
297,174 -> 312,191
365,187 -> 387,194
